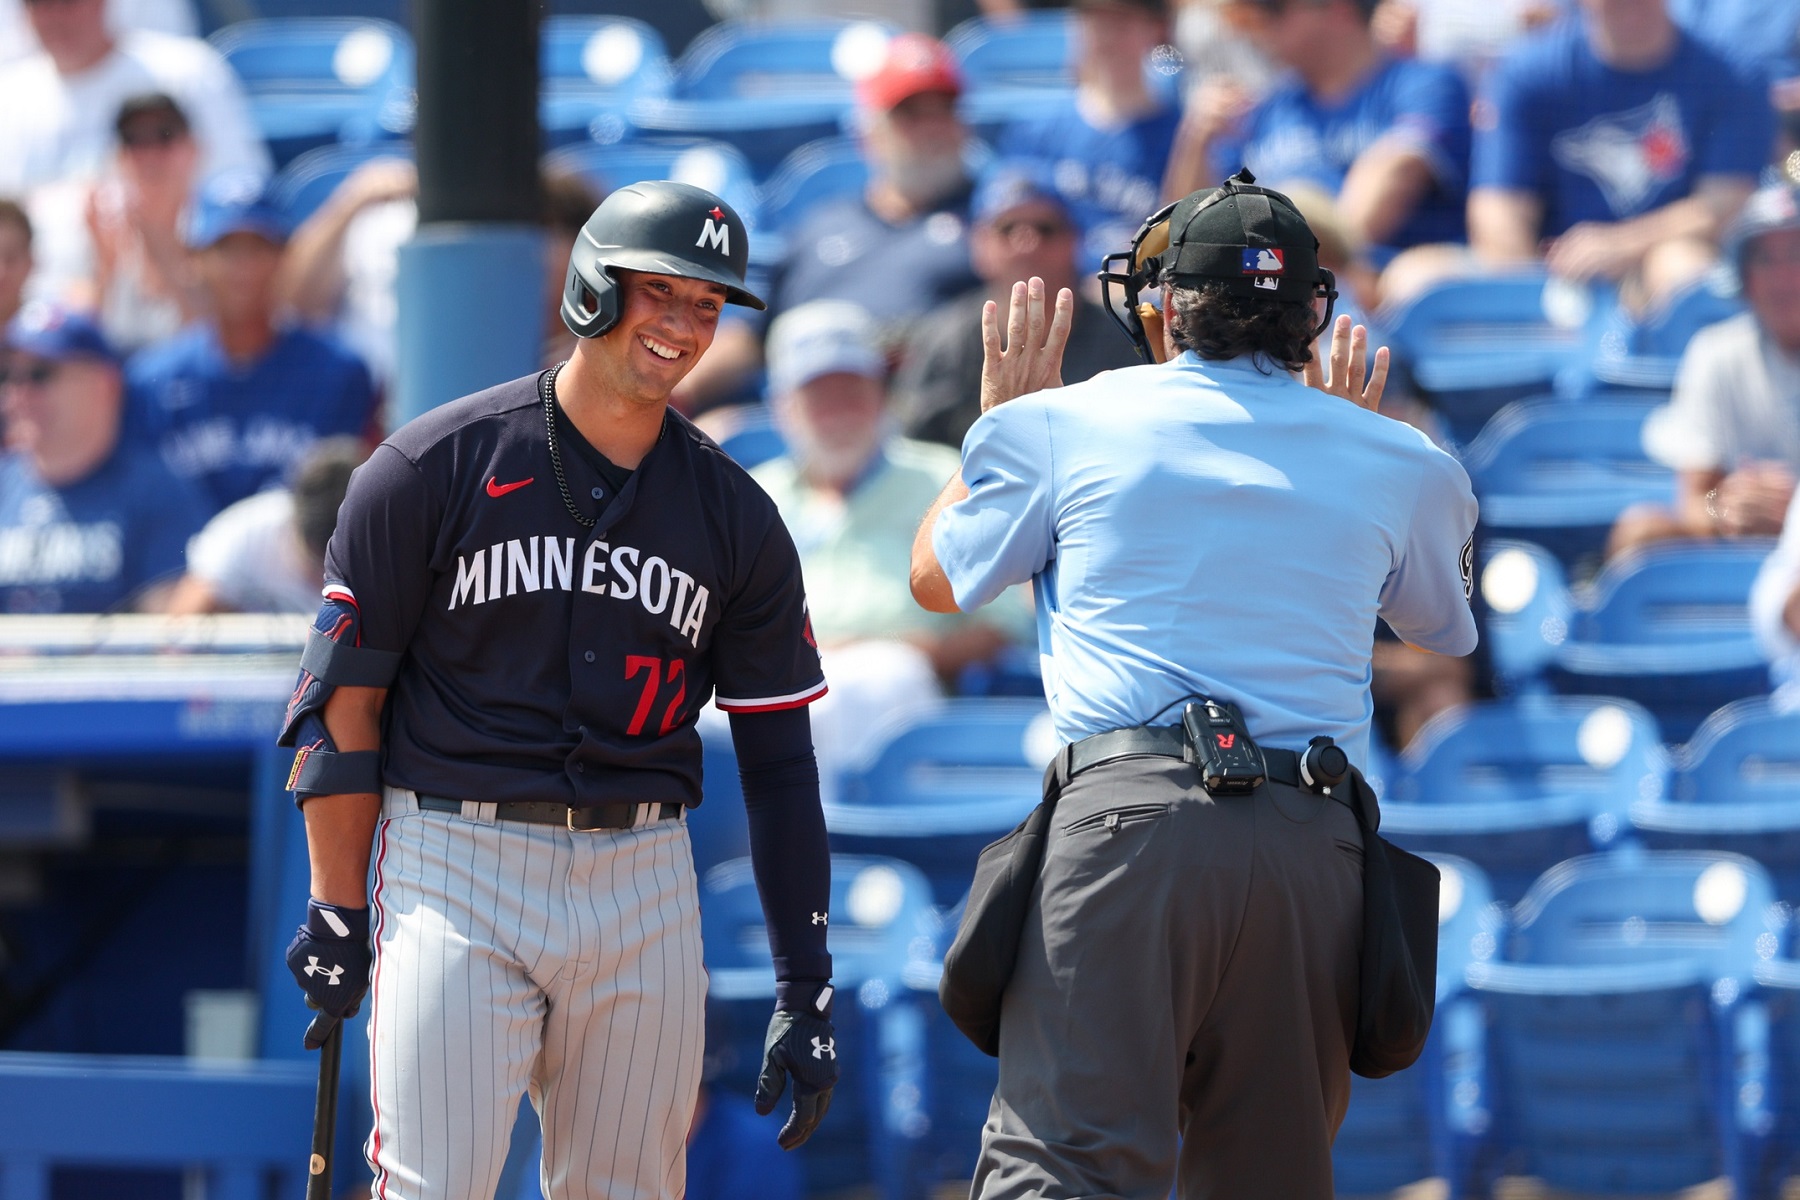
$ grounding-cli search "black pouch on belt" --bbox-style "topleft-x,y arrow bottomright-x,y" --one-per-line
937,746 -> 1069,1057
1341,765 -> 1441,1078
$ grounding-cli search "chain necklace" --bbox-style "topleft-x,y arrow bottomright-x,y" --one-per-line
540,361 -> 596,529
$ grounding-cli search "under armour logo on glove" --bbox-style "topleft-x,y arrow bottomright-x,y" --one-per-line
756,984 -> 839,1151
286,899 -> 372,1047
811,912 -> 828,926
303,957 -> 345,985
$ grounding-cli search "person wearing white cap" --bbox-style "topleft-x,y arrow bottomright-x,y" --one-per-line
750,299 -> 1031,779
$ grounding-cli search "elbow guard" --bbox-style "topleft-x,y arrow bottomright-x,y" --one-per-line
279,587 -> 401,802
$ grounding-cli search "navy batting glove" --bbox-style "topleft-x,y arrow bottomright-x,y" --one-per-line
285,899 -> 371,1048
754,983 -> 838,1150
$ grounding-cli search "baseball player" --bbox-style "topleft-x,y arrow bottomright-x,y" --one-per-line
277,181 -> 839,1199
913,172 -> 1477,1197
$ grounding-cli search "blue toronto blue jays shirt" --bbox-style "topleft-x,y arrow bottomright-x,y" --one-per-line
0,445 -> 209,613
126,325 -> 376,515
930,353 -> 1480,768
1211,57 -> 1472,256
999,95 -> 1182,268
1472,22 -> 1775,235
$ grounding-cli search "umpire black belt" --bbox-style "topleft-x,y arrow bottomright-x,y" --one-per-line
1064,725 -> 1339,794
417,795 -> 683,831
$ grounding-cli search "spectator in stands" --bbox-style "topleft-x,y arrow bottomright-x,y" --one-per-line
894,161 -> 1139,449
1751,485 -> 1800,706
1369,0 -> 1562,79
0,303 -> 206,613
128,179 -> 375,515
0,0 -> 267,196
0,200 -> 30,330
997,0 -> 1182,267
764,33 -> 980,326
1163,0 -> 1472,262
279,163 -> 602,386
1468,0 -> 1775,308
0,0 -> 197,66
750,300 -> 1030,776
165,436 -> 365,615
1610,183 -> 1800,558
68,92 -> 205,352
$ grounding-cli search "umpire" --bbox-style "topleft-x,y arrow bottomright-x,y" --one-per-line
910,172 -> 1478,1198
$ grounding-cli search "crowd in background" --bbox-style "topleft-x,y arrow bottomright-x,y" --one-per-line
3,0 -> 1800,758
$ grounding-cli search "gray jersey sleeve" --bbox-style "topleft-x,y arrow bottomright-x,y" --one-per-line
1379,445 -> 1480,657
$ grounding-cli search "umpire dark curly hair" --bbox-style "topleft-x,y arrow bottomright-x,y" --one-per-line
1164,281 -> 1319,374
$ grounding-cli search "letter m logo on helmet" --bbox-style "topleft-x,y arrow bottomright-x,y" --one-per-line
697,206 -> 730,256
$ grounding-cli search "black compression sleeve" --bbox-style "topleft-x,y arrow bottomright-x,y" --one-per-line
729,706 -> 832,1008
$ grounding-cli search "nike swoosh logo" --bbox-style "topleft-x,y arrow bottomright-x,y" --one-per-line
486,476 -> 534,498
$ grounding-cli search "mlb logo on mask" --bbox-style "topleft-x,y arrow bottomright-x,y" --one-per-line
1240,247 -> 1284,275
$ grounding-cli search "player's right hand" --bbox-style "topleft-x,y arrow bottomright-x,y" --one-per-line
755,985 -> 839,1150
285,898 -> 372,1043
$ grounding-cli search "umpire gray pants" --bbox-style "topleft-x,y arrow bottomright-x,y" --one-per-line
971,755 -> 1364,1200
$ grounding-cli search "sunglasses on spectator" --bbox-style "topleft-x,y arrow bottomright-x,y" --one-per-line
120,122 -> 186,148
22,0 -> 95,8
995,219 -> 1072,239
0,361 -> 60,387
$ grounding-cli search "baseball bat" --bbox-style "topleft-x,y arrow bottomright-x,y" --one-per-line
306,1013 -> 343,1200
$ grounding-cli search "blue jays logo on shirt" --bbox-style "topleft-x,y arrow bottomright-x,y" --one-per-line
1551,93 -> 1690,217
1241,248 -> 1284,275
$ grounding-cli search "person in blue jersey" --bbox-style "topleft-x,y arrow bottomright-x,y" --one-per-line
1469,0 -> 1775,306
1165,0 -> 1472,265
997,0 -> 1183,269
126,177 -> 375,515
912,173 -> 1477,1197
0,303 -> 206,613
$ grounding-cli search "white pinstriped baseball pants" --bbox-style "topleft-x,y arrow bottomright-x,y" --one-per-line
364,787 -> 706,1200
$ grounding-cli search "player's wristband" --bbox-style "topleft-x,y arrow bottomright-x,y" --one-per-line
304,899 -> 371,942
776,979 -> 834,1018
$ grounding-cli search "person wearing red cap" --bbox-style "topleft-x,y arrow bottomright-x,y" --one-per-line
764,33 -> 980,329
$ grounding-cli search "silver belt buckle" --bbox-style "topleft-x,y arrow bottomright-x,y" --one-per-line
566,804 -> 611,832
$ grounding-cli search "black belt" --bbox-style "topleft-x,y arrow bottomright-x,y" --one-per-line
1067,725 -> 1322,791
418,795 -> 684,831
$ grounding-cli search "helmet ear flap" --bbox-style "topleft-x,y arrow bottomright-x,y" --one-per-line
560,259 -> 620,340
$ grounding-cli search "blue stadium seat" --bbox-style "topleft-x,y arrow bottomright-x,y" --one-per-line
830,699 -> 1057,906
759,137 -> 869,236
268,140 -> 413,225
626,20 -> 898,179
1383,696 -> 1667,900
945,12 -> 1073,90
1753,951 -> 1800,1196
544,137 -> 764,245
1570,277 -> 1744,396
0,1052 -> 316,1200
1545,541 -> 1777,741
1381,274 -> 1601,445
210,18 -> 415,167
539,17 -> 674,148
1477,539 -> 1573,693
1632,698 -> 1800,900
1334,855 -> 1497,1197
1468,851 -> 1785,1196
1465,398 -> 1674,568
702,854 -> 938,1200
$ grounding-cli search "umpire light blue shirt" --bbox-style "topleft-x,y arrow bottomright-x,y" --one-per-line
931,353 -> 1479,767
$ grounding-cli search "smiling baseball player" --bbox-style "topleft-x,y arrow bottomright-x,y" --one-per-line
278,181 -> 839,1199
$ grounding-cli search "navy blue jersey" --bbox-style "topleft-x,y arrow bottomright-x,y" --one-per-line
325,371 -> 827,809
0,444 -> 209,613
126,325 -> 377,514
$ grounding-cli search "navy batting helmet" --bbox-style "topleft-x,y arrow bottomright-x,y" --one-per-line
560,180 -> 766,340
